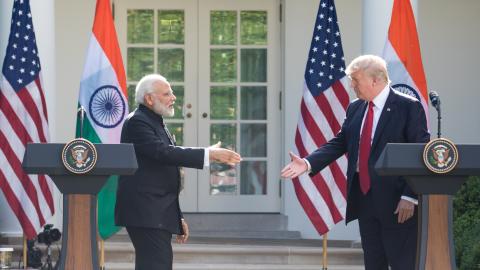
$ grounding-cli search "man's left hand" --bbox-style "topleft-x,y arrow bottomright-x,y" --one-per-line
394,199 -> 415,223
176,219 -> 189,244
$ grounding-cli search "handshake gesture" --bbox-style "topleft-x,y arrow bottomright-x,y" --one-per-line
208,141 -> 242,166
281,152 -> 308,179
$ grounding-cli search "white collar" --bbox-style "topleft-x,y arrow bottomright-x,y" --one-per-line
371,84 -> 390,110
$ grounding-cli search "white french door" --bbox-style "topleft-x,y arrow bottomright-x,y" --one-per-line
115,0 -> 280,212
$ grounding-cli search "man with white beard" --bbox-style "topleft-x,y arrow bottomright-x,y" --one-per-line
115,74 -> 242,270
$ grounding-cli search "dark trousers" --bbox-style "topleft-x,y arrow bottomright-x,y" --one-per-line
357,190 -> 417,270
126,227 -> 173,270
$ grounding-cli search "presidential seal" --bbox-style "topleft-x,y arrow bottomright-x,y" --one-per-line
62,138 -> 98,174
423,138 -> 459,174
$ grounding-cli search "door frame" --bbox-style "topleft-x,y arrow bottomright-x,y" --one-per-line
197,0 -> 281,212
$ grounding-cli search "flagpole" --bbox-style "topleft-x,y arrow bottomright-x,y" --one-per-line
322,233 -> 328,270
23,234 -> 27,269
100,239 -> 105,270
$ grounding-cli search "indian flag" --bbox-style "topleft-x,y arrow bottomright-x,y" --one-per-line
76,0 -> 128,239
382,0 -> 429,122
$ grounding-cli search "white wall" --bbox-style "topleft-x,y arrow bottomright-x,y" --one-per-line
283,0 -> 362,240
55,0 -> 97,142
419,0 -> 480,142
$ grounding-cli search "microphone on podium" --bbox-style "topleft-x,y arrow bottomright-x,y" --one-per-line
428,91 -> 441,138
77,106 -> 86,139
429,91 -> 441,112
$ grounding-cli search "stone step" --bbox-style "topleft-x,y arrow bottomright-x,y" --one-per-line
109,212 -> 302,241
182,214 -> 290,231
3,233 -> 364,268
104,242 -> 364,266
5,239 -> 364,267
109,230 -> 301,241
106,262 -> 365,270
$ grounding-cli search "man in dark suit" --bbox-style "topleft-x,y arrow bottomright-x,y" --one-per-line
281,55 -> 429,270
115,74 -> 241,270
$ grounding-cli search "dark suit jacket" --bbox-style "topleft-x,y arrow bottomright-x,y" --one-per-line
306,88 -> 430,226
115,104 -> 204,234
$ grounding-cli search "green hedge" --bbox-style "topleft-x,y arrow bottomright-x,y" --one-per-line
453,176 -> 480,270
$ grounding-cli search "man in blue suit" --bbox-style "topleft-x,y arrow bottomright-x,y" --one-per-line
281,55 -> 429,270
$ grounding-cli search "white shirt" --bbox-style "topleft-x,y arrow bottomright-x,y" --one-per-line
204,150 -> 210,167
359,84 -> 390,142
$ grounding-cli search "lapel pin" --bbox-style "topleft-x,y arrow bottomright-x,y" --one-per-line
387,107 -> 391,112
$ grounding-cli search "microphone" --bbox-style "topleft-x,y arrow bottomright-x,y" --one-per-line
77,106 -> 86,139
429,91 -> 441,111
428,91 -> 441,138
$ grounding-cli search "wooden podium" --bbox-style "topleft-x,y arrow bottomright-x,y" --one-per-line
23,143 -> 137,270
375,143 -> 478,270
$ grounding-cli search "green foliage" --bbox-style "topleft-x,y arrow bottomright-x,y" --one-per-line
453,176 -> 480,270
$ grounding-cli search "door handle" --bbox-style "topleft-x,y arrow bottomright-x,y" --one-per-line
202,112 -> 208,118
183,103 -> 193,118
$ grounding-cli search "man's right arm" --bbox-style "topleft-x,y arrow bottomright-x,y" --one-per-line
281,101 -> 357,179
126,116 -> 204,168
304,101 -> 356,176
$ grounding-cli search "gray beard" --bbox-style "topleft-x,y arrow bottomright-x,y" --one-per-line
152,101 -> 174,117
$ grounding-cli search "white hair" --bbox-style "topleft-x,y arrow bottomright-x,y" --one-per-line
345,55 -> 390,84
135,74 -> 167,105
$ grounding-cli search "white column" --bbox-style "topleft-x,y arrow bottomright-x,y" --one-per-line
0,0 -> 14,63
30,0 -> 62,232
0,0 -> 21,237
31,0 -> 56,142
362,0 -> 418,55
0,0 -> 60,236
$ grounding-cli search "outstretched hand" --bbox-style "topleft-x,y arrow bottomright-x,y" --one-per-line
281,152 -> 308,179
209,141 -> 242,166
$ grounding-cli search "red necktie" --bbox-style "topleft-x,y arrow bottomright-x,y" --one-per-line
359,102 -> 374,194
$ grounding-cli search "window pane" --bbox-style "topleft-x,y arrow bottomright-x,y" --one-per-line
210,11 -> 237,45
211,124 -> 236,150
210,49 -> 237,83
158,49 -> 184,82
241,124 -> 266,157
158,10 -> 184,44
128,10 -> 154,44
241,161 -> 267,195
210,123 -> 237,196
127,84 -> 137,112
171,85 -> 184,119
167,123 -> 183,146
241,11 -> 267,45
127,48 -> 154,81
241,86 -> 266,120
241,49 -> 266,82
210,162 -> 237,195
211,86 -> 236,120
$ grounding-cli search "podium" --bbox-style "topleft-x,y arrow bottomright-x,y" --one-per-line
23,143 -> 137,270
375,143 -> 478,270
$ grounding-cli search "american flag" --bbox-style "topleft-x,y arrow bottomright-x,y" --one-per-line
0,0 -> 55,239
293,0 -> 349,234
